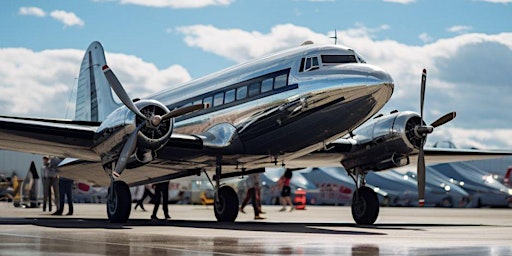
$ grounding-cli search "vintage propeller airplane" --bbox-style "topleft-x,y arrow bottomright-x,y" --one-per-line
0,41 -> 509,225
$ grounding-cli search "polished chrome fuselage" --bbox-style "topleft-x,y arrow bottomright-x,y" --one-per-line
145,44 -> 394,170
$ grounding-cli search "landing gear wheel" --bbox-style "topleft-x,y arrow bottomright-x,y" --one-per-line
214,186 -> 239,222
351,186 -> 379,225
107,180 -> 132,223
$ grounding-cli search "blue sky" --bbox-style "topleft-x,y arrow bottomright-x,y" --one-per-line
2,0 -> 511,76
0,0 -> 511,149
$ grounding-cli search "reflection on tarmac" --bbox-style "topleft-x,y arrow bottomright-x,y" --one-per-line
0,205 -> 511,255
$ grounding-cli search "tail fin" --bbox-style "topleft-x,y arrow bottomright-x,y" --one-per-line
74,41 -> 119,122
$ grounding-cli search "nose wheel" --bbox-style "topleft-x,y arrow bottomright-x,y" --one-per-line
348,170 -> 380,225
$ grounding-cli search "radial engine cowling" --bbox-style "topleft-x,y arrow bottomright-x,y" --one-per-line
93,99 -> 174,163
340,111 -> 424,171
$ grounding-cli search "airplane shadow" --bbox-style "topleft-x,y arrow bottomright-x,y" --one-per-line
0,217 -> 490,235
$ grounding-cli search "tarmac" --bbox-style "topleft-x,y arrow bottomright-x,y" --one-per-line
0,203 -> 511,255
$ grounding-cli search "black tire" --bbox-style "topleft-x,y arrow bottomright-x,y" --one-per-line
107,181 -> 132,223
440,196 -> 453,208
214,186 -> 239,222
351,186 -> 379,225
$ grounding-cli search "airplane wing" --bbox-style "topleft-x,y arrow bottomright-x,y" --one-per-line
288,139 -> 512,170
0,116 -> 207,185
0,116 -> 100,161
414,147 -> 512,164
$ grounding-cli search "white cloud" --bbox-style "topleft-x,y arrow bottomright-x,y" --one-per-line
175,24 -> 512,149
18,7 -> 46,17
105,53 -> 191,96
19,7 -> 85,28
475,0 -> 512,3
383,0 -> 416,4
177,24 -> 331,62
429,128 -> 512,150
50,10 -> 85,27
0,47 -> 190,119
119,0 -> 235,8
447,25 -> 473,34
418,33 -> 433,43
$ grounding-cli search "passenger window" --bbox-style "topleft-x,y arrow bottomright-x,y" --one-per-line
225,89 -> 235,104
193,99 -> 202,106
248,82 -> 260,97
274,74 -> 287,89
236,86 -> 247,100
203,96 -> 213,108
213,92 -> 224,107
261,78 -> 273,93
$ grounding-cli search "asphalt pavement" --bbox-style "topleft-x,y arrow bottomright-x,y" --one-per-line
0,203 -> 511,255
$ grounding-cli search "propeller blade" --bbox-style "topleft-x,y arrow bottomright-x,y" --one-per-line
102,65 -> 147,120
161,103 -> 208,120
113,123 -> 144,177
420,69 -> 427,121
431,112 -> 456,128
417,139 -> 426,207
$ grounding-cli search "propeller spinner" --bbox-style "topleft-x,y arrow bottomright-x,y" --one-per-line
415,69 -> 456,206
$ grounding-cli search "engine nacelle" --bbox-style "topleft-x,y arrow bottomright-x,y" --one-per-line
340,111 -> 423,172
92,99 -> 173,164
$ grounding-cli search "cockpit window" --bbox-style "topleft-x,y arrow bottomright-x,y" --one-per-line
321,55 -> 357,64
356,54 -> 367,63
299,56 -> 320,72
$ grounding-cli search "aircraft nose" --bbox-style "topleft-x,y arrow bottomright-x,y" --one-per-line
369,65 -> 394,84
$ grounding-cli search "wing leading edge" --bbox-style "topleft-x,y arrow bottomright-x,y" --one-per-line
0,115 -> 205,164
0,116 -> 100,161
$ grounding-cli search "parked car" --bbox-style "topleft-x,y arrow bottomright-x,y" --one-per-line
404,167 -> 470,207
366,170 -> 422,206
431,162 -> 512,208
300,167 -> 353,206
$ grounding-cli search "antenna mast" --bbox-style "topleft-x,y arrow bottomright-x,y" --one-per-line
330,29 -> 338,45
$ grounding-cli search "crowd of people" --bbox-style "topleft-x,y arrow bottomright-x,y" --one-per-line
0,156 -> 75,215
2,157 -> 299,221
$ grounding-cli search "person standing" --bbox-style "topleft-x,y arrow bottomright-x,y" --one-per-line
240,173 -> 265,219
47,156 -> 60,213
151,181 -> 170,220
41,156 -> 51,211
52,177 -> 74,216
278,169 -> 294,212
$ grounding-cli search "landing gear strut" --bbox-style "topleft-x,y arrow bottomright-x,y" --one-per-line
210,156 -> 239,222
106,180 -> 131,223
348,170 -> 380,225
